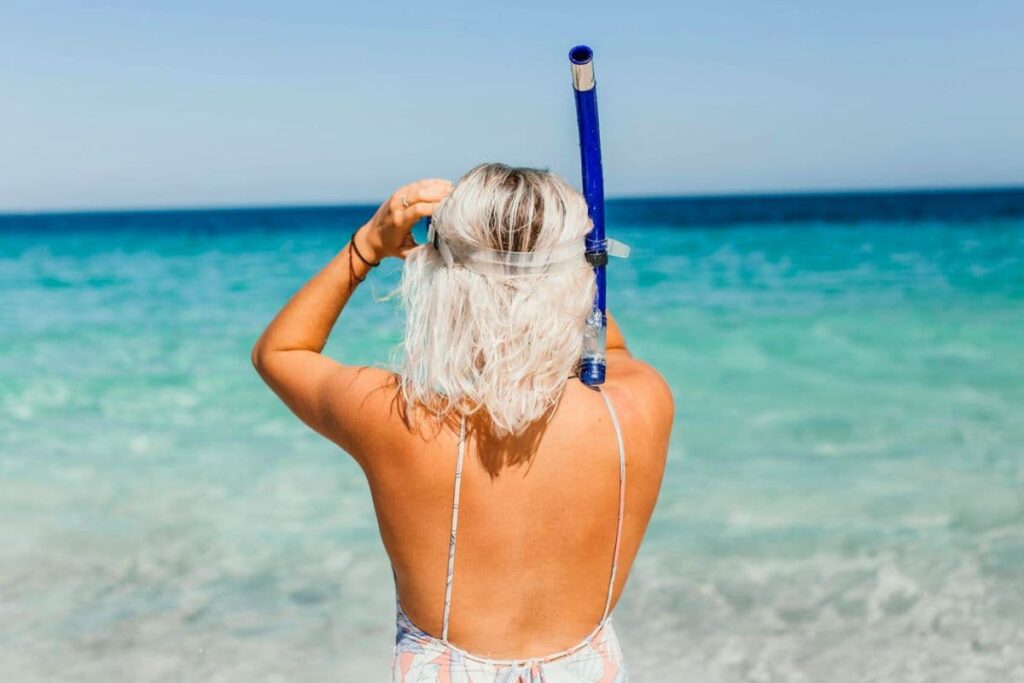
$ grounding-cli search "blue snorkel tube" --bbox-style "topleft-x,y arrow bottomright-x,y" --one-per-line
569,45 -> 607,386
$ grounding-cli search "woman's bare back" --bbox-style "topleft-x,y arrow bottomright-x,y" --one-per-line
362,360 -> 672,658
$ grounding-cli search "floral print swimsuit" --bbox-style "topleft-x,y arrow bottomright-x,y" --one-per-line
392,390 -> 629,683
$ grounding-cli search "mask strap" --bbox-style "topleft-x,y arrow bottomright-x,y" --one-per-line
426,222 -> 629,276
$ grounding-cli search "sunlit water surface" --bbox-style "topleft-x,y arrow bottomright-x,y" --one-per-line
2,192 -> 1022,681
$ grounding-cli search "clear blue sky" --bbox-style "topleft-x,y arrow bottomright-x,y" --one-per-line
2,1 -> 1022,211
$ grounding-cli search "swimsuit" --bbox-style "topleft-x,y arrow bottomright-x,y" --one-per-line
392,390 -> 629,682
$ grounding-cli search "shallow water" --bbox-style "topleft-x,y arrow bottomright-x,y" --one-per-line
2,192 -> 1023,681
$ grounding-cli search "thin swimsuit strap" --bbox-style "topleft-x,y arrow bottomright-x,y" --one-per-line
440,388 -> 627,643
441,415 -> 467,640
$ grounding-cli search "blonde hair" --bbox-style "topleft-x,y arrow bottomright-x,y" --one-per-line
398,163 -> 596,437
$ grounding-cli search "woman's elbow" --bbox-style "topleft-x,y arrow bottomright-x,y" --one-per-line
251,340 -> 269,377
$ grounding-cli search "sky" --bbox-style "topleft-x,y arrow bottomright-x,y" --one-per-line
2,1 -> 1023,212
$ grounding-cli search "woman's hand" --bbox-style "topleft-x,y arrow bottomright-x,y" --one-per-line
357,178 -> 454,261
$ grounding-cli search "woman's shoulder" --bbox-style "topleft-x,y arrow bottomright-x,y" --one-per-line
556,356 -> 673,466
552,361 -> 672,510
603,353 -> 675,429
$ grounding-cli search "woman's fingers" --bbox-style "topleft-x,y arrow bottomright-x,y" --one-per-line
389,200 -> 440,234
394,230 -> 421,260
407,201 -> 440,219
393,202 -> 438,259
393,179 -> 453,209
370,179 -> 451,259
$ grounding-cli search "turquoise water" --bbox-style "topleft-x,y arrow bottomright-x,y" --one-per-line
2,193 -> 1023,681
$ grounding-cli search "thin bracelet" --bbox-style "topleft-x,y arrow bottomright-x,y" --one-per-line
350,230 -> 381,267
347,245 -> 367,283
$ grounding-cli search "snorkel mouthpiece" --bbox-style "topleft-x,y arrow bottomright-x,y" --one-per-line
569,44 -> 607,386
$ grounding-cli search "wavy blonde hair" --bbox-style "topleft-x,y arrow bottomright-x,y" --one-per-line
398,163 -> 596,437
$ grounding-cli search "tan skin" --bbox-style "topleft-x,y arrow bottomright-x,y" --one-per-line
252,178 -> 674,658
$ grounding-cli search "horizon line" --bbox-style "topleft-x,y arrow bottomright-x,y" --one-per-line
3,182 -> 1023,217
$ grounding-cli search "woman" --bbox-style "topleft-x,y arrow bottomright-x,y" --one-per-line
253,164 -> 673,681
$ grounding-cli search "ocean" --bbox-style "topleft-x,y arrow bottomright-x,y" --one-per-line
2,189 -> 1022,682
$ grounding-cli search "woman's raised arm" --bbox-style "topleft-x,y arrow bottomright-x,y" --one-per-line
251,178 -> 452,460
